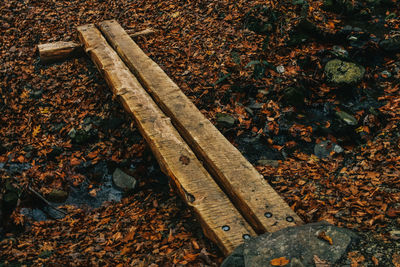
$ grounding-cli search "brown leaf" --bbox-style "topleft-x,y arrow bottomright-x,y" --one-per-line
314,255 -> 331,267
393,253 -> 400,267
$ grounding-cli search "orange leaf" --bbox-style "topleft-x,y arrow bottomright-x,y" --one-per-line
270,257 -> 290,266
70,157 -> 81,166
318,231 -> 333,245
17,155 -> 25,163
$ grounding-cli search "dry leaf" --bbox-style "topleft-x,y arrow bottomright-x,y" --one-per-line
314,255 -> 331,267
270,257 -> 290,266
318,231 -> 333,245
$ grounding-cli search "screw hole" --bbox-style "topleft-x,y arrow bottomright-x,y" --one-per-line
222,225 -> 230,231
264,212 -> 273,218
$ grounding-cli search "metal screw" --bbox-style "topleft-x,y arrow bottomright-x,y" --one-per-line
286,216 -> 294,222
264,212 -> 273,218
243,234 -> 251,240
222,225 -> 230,231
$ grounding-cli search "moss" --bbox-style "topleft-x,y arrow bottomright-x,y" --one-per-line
324,59 -> 365,85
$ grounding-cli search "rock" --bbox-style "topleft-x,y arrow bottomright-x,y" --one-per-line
47,189 -> 68,203
30,89 -> 43,99
282,87 -> 305,108
336,111 -> 358,126
314,140 -> 343,159
68,126 -> 98,145
381,70 -> 391,78
276,65 -> 285,74
20,208 -> 47,221
325,59 -> 365,85
257,159 -> 280,167
222,222 -> 358,267
216,113 -> 235,128
101,117 -> 124,130
3,192 -> 18,207
379,36 -> 400,52
236,133 -> 282,164
248,101 -> 264,110
112,168 -> 137,191
331,46 -> 349,59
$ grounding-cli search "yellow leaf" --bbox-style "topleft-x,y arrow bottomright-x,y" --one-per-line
32,125 -> 41,137
20,90 -> 29,99
270,257 -> 290,266
40,107 -> 49,114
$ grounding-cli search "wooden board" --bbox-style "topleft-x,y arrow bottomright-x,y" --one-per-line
77,24 -> 255,255
99,20 -> 303,234
38,41 -> 82,63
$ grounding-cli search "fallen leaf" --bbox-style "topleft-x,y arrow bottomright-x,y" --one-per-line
318,231 -> 333,245
314,255 -> 331,267
270,257 -> 290,266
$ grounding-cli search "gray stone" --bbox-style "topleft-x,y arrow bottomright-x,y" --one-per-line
30,90 -> 43,99
380,36 -> 400,52
331,46 -> 349,58
381,70 -> 392,78
68,125 -> 98,145
112,168 -> 137,191
216,113 -> 235,128
324,59 -> 365,85
222,222 -> 358,267
314,140 -> 343,159
47,189 -> 68,203
336,111 -> 358,126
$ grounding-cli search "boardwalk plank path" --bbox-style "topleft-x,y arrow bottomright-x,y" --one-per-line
77,24 -> 255,255
99,20 -> 303,234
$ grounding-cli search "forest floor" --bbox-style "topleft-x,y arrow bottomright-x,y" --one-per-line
1,0 -> 400,266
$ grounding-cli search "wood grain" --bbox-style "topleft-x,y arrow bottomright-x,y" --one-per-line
99,20 -> 303,234
77,24 -> 255,255
38,41 -> 82,63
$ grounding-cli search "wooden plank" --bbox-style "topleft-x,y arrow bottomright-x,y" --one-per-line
77,24 -> 255,255
37,41 -> 82,63
99,20 -> 303,234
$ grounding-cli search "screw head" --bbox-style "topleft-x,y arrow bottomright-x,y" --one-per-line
264,212 -> 273,218
243,234 -> 251,240
222,225 -> 230,231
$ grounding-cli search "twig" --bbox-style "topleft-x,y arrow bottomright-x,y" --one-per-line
28,186 -> 68,216
126,28 -> 155,38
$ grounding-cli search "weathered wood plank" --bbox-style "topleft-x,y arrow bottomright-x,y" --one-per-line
99,20 -> 303,234
77,24 -> 255,255
37,41 -> 82,63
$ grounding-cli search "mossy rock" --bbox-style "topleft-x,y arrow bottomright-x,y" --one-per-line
336,111 -> 358,126
325,59 -> 365,85
46,189 -> 68,203
216,113 -> 236,128
282,87 -> 305,108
